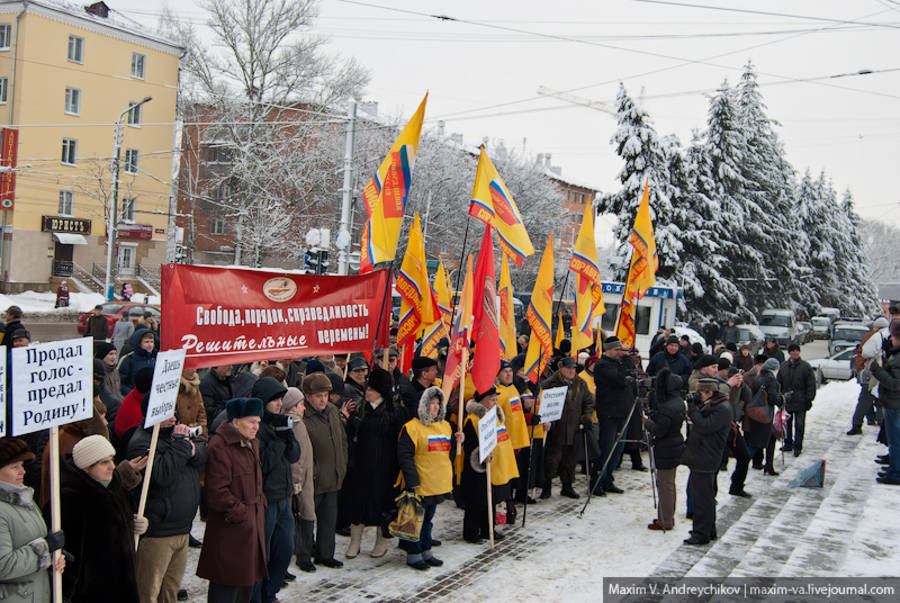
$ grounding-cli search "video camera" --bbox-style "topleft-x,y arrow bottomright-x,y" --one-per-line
626,374 -> 656,412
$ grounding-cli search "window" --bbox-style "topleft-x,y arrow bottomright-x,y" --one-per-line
210,216 -> 226,236
64,87 -> 80,115
127,101 -> 142,126
0,24 -> 10,50
124,149 -> 138,174
130,52 -> 145,78
211,182 -> 231,203
61,138 -> 77,165
58,191 -> 74,215
0,77 -> 7,104
204,144 -> 233,164
67,35 -> 84,63
121,197 -> 135,222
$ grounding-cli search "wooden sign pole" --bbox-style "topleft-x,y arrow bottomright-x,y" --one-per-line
48,426 -> 62,603
134,422 -> 160,550
486,460 -> 494,550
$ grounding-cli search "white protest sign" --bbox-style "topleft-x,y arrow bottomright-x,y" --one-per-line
12,338 -> 92,436
478,405 -> 498,464
144,348 -> 187,428
0,347 -> 6,436
538,386 -> 568,423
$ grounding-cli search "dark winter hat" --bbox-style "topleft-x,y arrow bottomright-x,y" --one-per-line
135,366 -> 155,394
92,359 -> 106,381
327,372 -> 345,397
559,357 -> 576,369
680,334 -> 690,342
305,359 -> 326,375
762,358 -> 781,373
510,353 -> 526,374
348,356 -> 368,372
663,335 -> 677,345
226,397 -> 264,421
282,387 -> 303,411
0,437 -> 35,468
474,387 -> 497,402
8,327 -> 30,342
787,343 -> 801,352
603,336 -> 623,351
94,341 -> 116,359
94,304 -> 103,311
717,357 -> 731,371
436,337 -> 450,350
726,342 -> 738,352
412,356 -> 437,372
557,339 -> 572,355
499,359 -> 512,372
367,366 -> 394,402
251,376 -> 288,404
697,354 -> 718,369
697,378 -> 719,393
5,305 -> 23,318
690,342 -> 704,355
302,372 -> 333,396
754,353 -> 768,365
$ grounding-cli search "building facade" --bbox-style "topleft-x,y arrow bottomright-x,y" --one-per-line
0,0 -> 180,293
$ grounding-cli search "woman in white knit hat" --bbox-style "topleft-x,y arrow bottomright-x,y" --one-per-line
55,435 -> 146,602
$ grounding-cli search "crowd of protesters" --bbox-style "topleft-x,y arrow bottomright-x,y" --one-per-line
1,301 -> 898,602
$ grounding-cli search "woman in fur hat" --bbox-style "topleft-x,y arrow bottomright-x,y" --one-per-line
344,365 -> 405,560
460,388 -> 519,544
0,437 -> 66,603
396,386 -> 462,570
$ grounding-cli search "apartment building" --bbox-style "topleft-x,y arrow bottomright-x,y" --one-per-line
0,0 -> 181,293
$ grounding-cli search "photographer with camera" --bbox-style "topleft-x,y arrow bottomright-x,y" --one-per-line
682,378 -> 733,545
250,376 -> 302,602
592,337 -> 636,496
127,400 -> 209,603
776,344 -> 817,457
643,368 -> 686,531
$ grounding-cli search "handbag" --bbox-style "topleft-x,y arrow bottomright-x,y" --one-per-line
388,491 -> 424,541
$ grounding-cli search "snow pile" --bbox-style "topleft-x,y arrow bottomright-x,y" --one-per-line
0,291 -> 106,313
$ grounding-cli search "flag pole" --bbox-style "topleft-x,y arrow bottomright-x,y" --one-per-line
486,459 -> 495,550
612,248 -> 636,337
520,348 -> 544,528
449,215 -> 472,324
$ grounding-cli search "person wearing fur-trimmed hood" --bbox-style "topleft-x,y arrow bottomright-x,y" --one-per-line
396,386 -> 462,570
459,388 -> 520,544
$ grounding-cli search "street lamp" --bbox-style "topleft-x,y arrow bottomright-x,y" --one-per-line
104,96 -> 151,301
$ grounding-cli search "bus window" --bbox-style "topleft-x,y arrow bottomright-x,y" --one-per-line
635,306 -> 651,335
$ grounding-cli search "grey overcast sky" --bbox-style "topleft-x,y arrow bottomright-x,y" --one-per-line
113,0 -> 900,237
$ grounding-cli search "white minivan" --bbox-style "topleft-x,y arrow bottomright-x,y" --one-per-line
758,308 -> 801,347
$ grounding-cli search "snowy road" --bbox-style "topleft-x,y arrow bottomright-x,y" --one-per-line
178,379 -> 895,602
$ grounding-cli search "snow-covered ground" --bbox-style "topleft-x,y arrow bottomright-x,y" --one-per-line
0,290 -> 160,314
178,378 -> 896,602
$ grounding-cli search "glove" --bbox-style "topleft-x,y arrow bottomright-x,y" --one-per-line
45,530 -> 65,553
580,415 -> 593,430
268,413 -> 292,430
531,413 -> 542,426
133,515 -> 148,536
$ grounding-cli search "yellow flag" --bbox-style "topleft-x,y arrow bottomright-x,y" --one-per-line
524,233 -> 554,383
616,180 -> 658,347
569,203 -> 605,354
554,311 -> 565,350
433,259 -> 452,334
359,94 -> 428,273
468,147 -> 535,266
498,253 -> 517,361
396,213 -> 435,351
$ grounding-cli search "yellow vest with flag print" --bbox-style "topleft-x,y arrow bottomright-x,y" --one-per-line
464,413 -> 520,486
578,370 -> 599,423
496,383 -> 529,450
401,418 -> 453,497
524,391 -> 544,439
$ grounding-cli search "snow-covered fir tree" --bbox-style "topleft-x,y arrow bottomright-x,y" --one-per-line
836,190 -> 879,315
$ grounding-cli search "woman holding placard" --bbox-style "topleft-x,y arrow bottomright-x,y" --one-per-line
0,437 -> 66,603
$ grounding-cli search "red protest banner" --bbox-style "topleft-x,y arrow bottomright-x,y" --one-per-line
161,264 -> 391,369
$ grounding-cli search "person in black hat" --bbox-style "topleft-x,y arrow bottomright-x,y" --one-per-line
682,379 -> 733,545
386,346 -> 409,395
1,305 -> 24,348
776,343 -> 816,456
344,357 -> 369,404
400,356 -> 438,421
591,337 -> 634,496
646,334 -> 692,384
541,357 -> 592,499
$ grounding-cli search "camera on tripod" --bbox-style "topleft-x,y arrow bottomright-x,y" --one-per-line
626,374 -> 656,412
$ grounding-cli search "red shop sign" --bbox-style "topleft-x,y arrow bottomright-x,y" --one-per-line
161,264 -> 391,369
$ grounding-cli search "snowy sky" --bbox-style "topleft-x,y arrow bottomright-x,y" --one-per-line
110,0 -> 900,243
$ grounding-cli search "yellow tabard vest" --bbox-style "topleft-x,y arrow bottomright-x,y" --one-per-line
463,373 -> 476,402
578,370 -> 599,423
401,418 -> 453,497
465,413 -> 520,486
524,392 -> 544,440
496,384 -> 530,450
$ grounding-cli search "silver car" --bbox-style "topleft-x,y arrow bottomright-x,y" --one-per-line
809,348 -> 856,384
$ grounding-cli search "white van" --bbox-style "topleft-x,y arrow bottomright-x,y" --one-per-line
758,309 -> 800,347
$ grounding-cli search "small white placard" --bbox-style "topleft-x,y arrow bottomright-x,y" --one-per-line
478,405 -> 498,464
538,386 -> 569,423
12,338 -> 92,436
144,349 -> 187,428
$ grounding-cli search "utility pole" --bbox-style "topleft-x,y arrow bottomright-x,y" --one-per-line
166,112 -> 183,263
337,101 -> 357,275
104,96 -> 151,301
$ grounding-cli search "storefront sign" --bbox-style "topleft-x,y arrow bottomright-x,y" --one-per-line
118,223 -> 153,240
41,215 -> 92,235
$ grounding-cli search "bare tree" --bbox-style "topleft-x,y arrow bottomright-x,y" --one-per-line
862,218 -> 900,283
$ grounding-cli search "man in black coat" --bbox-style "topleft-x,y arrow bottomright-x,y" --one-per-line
399,356 -> 438,421
644,368 -> 686,531
683,378 -> 733,545
592,336 -> 636,496
128,409 -> 208,603
251,377 -> 302,602
200,365 -> 233,429
541,358 -> 593,499
777,344 -> 817,456
646,335 -> 693,384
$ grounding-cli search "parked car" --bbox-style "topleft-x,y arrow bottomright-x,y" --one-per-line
797,321 -> 814,344
758,308 -> 801,347
810,316 -> 832,340
77,302 -> 160,335
828,322 -> 869,356
809,348 -> 856,384
735,323 -> 765,356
